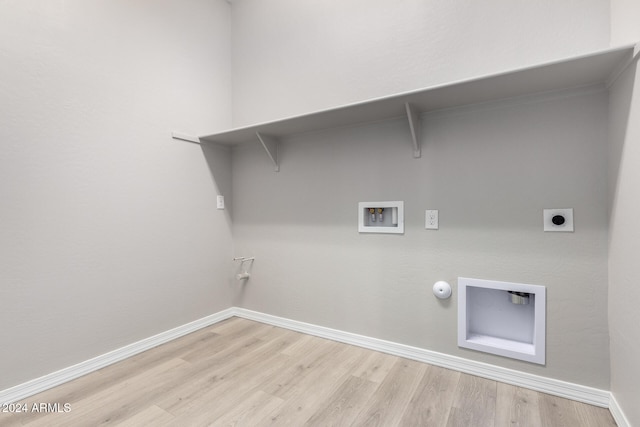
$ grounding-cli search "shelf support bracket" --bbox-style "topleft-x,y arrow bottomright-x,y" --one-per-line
256,132 -> 280,172
171,131 -> 201,144
405,103 -> 421,158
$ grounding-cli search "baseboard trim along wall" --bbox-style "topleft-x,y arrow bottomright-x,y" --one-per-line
608,393 -> 630,427
1,306 -> 613,413
0,308 -> 236,406
233,308 -> 611,409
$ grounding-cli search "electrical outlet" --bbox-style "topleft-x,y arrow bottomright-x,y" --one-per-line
543,208 -> 573,232
216,195 -> 225,210
425,210 -> 438,230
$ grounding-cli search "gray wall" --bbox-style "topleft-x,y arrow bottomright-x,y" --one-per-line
230,0 -> 609,126
228,0 -> 614,391
609,0 -> 640,422
0,0 -> 628,401
0,0 -> 234,390
231,89 -> 611,388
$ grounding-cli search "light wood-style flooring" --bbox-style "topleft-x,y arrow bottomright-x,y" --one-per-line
1,317 -> 616,426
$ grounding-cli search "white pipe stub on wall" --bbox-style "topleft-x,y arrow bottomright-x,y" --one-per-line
234,256 -> 254,281
433,281 -> 452,299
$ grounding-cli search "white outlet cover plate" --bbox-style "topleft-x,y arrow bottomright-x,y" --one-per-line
425,210 -> 439,230
543,208 -> 573,232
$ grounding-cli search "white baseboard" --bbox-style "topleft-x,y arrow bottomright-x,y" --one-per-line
609,393 -> 630,427
233,307 -> 611,408
0,308 -> 235,405
1,306 -> 613,413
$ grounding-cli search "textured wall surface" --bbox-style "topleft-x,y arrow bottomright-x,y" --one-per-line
230,0 -> 610,126
231,89 -> 611,388
609,0 -> 640,422
0,0 -> 624,398
0,0 -> 233,390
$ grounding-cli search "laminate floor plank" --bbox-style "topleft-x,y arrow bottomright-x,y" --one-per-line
0,413 -> 20,427
26,357 -> 191,427
162,354 -> 291,425
7,370 -> 107,425
446,373 -> 497,427
15,327 -> 212,426
246,324 -> 300,343
350,358 -> 427,427
279,333 -> 320,357
156,334 -> 299,416
256,372 -> 351,426
139,341 -> 266,416
288,342 -> 370,392
208,390 -> 284,427
538,392 -> 583,427
495,382 -> 542,427
350,350 -> 398,384
574,399 -> 617,427
5,317 -> 618,427
256,345 -> 369,426
302,375 -> 379,427
260,339 -> 346,400
179,332 -> 262,365
114,405 -> 175,427
98,327 -> 216,379
17,323 -> 228,423
208,317 -> 268,336
398,364 -> 461,426
91,331 -> 219,392
160,328 -> 299,418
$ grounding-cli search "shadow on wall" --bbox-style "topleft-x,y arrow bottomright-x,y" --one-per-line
608,59 -> 637,215
200,142 -> 233,222
607,55 -> 640,426
200,141 -> 248,306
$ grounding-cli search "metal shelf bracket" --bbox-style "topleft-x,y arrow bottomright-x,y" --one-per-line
405,103 -> 421,159
171,131 -> 201,144
256,132 -> 280,172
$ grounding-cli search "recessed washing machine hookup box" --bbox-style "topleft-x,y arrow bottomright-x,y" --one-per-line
358,201 -> 404,234
458,277 -> 546,365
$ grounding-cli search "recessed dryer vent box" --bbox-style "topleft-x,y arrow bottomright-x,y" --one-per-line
358,201 -> 404,234
458,277 -> 546,365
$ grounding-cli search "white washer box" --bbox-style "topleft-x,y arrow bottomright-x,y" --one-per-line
458,277 -> 546,365
358,201 -> 404,234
